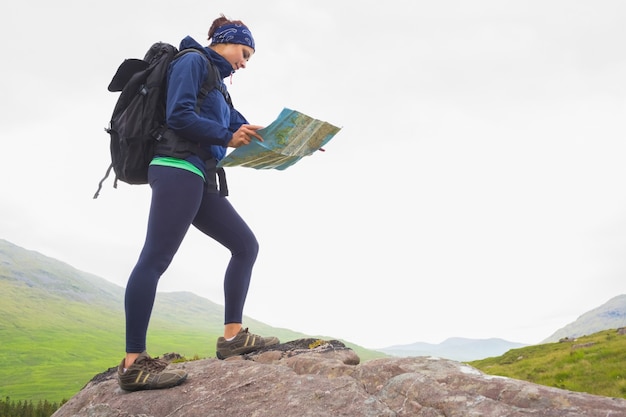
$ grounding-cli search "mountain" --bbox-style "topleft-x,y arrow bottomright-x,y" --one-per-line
541,294 -> 626,343
0,239 -> 383,403
378,337 -> 528,361
4,236 -> 626,403
379,295 -> 626,361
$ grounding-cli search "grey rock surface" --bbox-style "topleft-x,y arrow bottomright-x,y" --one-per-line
53,339 -> 626,417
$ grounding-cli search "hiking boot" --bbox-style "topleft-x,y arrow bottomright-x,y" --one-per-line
216,328 -> 280,359
117,351 -> 187,391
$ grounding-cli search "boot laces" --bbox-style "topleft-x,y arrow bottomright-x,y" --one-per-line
136,356 -> 169,373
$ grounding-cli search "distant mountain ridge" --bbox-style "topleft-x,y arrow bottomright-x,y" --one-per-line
2,237 -> 626,402
0,238 -> 300,336
378,296 -> 626,361
0,239 -> 347,402
378,337 -> 528,361
541,294 -> 626,343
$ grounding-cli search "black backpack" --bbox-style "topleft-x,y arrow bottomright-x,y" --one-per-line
93,42 -> 231,199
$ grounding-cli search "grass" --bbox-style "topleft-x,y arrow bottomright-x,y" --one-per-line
468,329 -> 626,399
0,239 -> 426,403
4,266 -> 624,404
0,288 -> 124,402
3,238 -> 622,405
0,278 -> 383,403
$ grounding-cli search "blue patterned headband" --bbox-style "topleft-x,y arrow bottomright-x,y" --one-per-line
211,23 -> 255,51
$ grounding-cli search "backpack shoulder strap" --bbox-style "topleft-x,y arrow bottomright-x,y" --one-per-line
174,48 -> 232,109
155,49 -> 232,162
199,60 -> 233,109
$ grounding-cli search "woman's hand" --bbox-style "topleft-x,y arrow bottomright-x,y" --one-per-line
227,124 -> 264,148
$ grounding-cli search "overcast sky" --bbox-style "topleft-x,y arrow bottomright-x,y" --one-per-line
1,0 -> 625,349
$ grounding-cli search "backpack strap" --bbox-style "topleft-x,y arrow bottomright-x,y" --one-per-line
156,49 -> 231,161
197,57 -> 232,110
92,162 -> 114,199
173,48 -> 232,110
188,51 -> 231,197
155,49 -> 231,197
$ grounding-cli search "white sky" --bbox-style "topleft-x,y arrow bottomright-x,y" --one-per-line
1,0 -> 625,349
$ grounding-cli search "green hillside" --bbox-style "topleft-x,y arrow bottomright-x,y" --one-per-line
0,239 -> 384,403
3,238 -> 626,408
468,328 -> 626,399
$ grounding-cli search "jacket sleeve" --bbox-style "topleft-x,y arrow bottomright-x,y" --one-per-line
229,108 -> 249,132
165,53 -> 232,147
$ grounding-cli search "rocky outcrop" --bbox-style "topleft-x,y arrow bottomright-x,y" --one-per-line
53,339 -> 626,417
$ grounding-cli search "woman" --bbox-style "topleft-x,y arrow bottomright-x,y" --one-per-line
117,15 -> 279,392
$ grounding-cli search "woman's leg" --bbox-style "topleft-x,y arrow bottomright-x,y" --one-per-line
124,166 -> 204,364
192,192 -> 259,336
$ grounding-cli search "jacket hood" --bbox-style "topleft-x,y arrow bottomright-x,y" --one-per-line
179,36 -> 233,79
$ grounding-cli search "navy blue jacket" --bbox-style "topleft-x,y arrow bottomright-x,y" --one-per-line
165,36 -> 249,164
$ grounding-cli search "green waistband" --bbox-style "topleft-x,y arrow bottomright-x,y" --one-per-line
150,157 -> 205,180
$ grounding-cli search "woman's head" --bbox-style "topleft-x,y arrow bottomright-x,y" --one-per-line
208,15 -> 255,71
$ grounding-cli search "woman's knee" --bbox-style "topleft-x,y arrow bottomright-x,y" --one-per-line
238,233 -> 259,260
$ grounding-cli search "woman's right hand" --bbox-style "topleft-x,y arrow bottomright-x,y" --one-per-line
228,124 -> 264,148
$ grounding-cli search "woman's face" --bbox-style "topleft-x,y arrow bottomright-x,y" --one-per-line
214,43 -> 254,71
